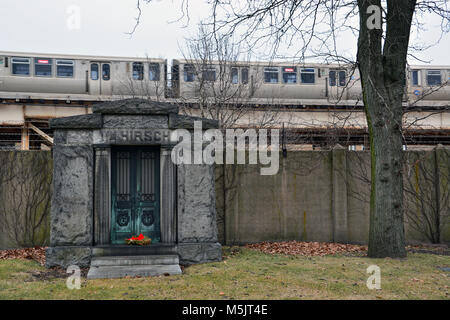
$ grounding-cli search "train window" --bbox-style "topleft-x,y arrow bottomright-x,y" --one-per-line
91,63 -> 99,80
165,63 -> 167,82
171,64 -> 179,81
329,71 -> 336,86
202,67 -> 216,82
56,60 -> 74,77
427,70 -> 441,86
411,70 -> 419,86
329,70 -> 346,86
184,64 -> 195,82
282,67 -> 297,84
102,64 -> 111,81
338,71 -> 346,86
34,58 -> 52,77
149,63 -> 160,81
264,67 -> 279,83
241,68 -> 249,84
4,57 -> 8,68
132,62 -> 144,80
301,68 -> 315,84
12,57 -> 31,75
231,67 -> 239,84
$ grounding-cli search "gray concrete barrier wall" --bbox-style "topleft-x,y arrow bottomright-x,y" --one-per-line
216,146 -> 450,245
0,151 -> 52,249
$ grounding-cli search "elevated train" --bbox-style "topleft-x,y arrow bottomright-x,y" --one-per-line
0,51 -> 449,150
0,51 -> 449,108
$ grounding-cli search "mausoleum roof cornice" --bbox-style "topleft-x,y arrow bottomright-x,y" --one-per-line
49,98 -> 219,130
50,113 -> 103,129
92,98 -> 179,115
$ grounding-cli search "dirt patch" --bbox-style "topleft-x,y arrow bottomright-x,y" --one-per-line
245,241 -> 450,257
222,246 -> 244,259
406,244 -> 450,256
29,266 -> 89,281
0,247 -> 46,266
245,241 -> 368,256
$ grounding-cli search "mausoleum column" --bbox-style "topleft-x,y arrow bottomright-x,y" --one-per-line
160,144 -> 177,243
94,146 -> 111,245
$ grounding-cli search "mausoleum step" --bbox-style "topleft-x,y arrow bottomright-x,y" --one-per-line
90,254 -> 179,267
87,264 -> 182,279
92,244 -> 177,257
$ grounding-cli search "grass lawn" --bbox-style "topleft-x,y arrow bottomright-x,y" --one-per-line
0,247 -> 448,300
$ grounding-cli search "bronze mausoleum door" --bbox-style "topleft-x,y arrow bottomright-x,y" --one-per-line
111,147 -> 161,244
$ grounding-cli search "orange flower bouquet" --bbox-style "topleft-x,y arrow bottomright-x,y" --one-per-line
125,233 -> 151,245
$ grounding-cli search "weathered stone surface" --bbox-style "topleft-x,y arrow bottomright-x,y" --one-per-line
178,164 -> 218,243
50,113 -> 102,129
102,115 -> 168,129
91,245 -> 177,257
169,113 -> 219,129
87,264 -> 182,279
160,147 -> 177,243
53,130 -> 93,145
45,246 -> 92,268
94,147 -> 111,245
178,243 -> 222,265
90,254 -> 179,266
87,254 -> 181,279
66,130 -> 93,145
53,131 -> 67,144
92,98 -> 178,115
50,145 -> 94,246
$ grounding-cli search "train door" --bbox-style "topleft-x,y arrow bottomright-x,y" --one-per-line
328,69 -> 347,102
89,62 -> 112,95
101,63 -> 112,95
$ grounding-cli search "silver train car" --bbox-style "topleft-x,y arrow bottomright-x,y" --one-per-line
171,59 -> 363,105
0,51 -> 167,101
0,51 -> 449,108
171,59 -> 450,108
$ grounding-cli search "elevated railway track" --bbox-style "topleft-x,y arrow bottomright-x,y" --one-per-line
0,50 -> 448,150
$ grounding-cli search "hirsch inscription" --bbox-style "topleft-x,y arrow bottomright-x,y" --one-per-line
97,129 -> 171,145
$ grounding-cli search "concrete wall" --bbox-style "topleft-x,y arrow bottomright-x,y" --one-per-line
216,146 -> 450,245
0,151 -> 52,249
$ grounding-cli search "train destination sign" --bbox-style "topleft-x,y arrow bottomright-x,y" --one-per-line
97,128 -> 171,144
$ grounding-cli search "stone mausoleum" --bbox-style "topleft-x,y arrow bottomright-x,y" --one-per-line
45,99 -> 222,278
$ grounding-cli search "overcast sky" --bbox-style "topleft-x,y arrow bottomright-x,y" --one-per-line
1,0 -> 449,65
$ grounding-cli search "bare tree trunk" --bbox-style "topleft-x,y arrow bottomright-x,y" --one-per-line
365,98 -> 406,257
357,0 -> 416,257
